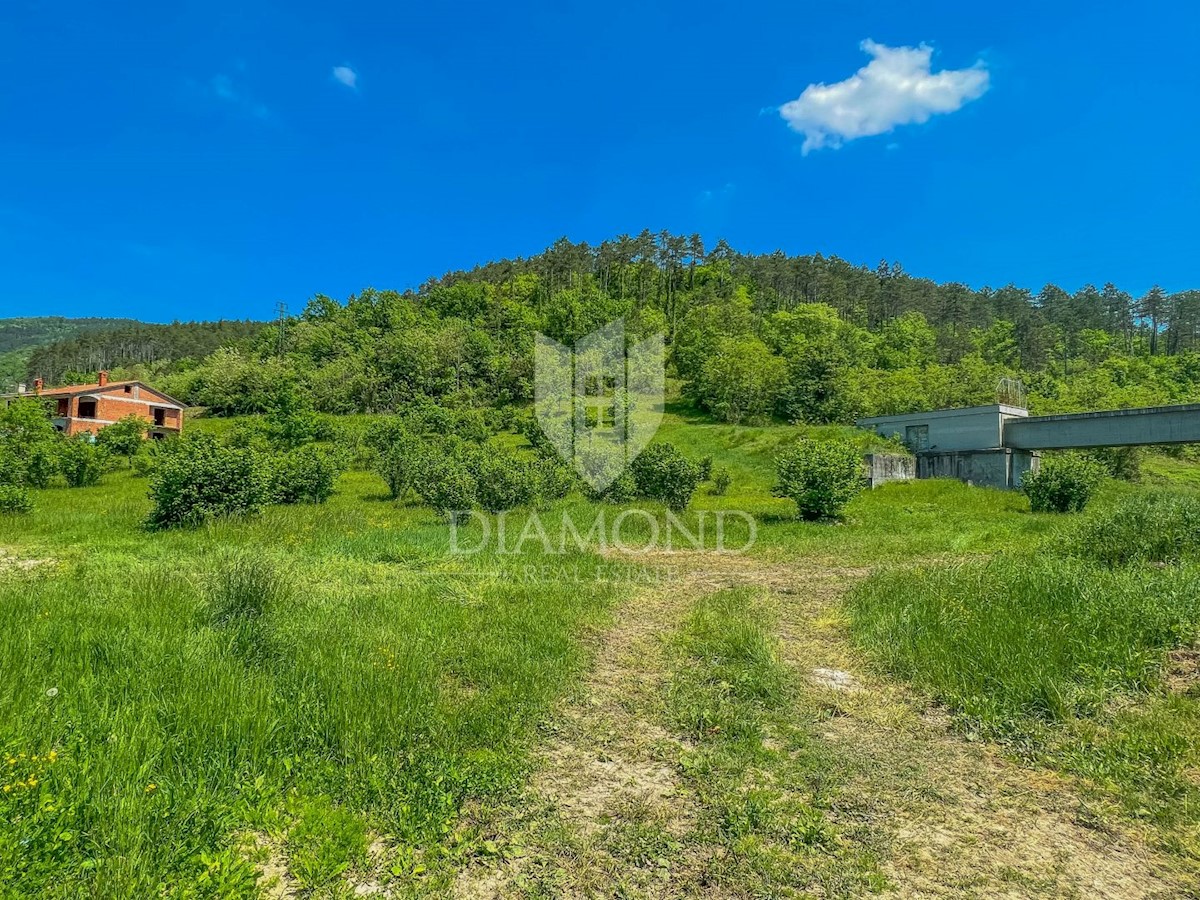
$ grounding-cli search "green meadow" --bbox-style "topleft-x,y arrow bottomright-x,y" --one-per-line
2,413 -> 1200,896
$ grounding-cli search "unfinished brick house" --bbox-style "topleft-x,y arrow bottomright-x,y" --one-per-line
2,371 -> 184,439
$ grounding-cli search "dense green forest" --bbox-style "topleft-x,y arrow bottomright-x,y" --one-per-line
20,232 -> 1200,421
23,320 -> 267,388
0,317 -> 142,392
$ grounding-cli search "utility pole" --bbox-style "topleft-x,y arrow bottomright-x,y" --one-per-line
275,301 -> 287,357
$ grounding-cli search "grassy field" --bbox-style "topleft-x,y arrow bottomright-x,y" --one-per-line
3,415 -> 1200,896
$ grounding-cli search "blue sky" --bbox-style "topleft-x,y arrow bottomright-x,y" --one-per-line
1,0 -> 1197,321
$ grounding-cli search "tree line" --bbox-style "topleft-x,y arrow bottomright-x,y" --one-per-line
23,232 -> 1200,425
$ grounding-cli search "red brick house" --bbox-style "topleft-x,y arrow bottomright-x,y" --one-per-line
2,371 -> 184,439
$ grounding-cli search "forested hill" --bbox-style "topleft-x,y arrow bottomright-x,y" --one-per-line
0,316 -> 143,392
24,319 -> 266,387
24,233 -> 1200,423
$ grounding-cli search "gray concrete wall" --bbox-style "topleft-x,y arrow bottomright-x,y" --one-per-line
1004,403 -> 1200,449
857,404 -> 1026,452
916,448 -> 1039,490
864,453 -> 915,488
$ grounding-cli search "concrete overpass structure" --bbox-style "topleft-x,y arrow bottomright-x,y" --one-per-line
1004,403 -> 1200,450
857,402 -> 1200,489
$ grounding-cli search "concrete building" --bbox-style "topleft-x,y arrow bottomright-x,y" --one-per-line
858,401 -> 1200,490
858,404 -> 1036,489
1,371 -> 185,439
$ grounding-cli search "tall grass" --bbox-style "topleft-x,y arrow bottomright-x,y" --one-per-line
847,556 -> 1200,726
0,470 -> 623,896
1055,490 -> 1200,566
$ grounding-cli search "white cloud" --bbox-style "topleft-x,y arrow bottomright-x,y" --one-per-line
332,66 -> 358,89
208,74 -> 270,119
779,40 -> 989,154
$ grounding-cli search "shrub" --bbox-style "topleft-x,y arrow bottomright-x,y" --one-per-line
404,398 -> 490,443
629,443 -> 702,512
272,445 -> 340,504
773,439 -> 864,520
474,447 -> 540,512
131,448 -> 156,478
0,398 -> 59,487
263,380 -> 322,449
147,434 -> 273,529
59,437 -> 109,488
95,415 -> 147,465
1087,446 -> 1141,482
416,456 -> 477,520
599,470 -> 638,504
24,442 -> 59,488
1060,492 -> 1200,566
698,455 -> 713,481
1023,453 -> 1106,513
367,422 -> 426,500
0,445 -> 28,488
0,484 -> 32,514
710,466 -> 732,496
537,459 -> 578,503
227,419 -> 273,453
516,411 -> 555,456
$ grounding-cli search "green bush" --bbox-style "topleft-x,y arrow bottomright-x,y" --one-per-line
474,447 -> 540,512
404,398 -> 491,443
416,456 -> 477,519
1060,492 -> 1200,566
0,484 -> 32,514
0,398 -> 60,487
366,421 -> 426,500
272,445 -> 340,504
629,443 -> 702,512
95,415 -> 147,464
1023,453 -> 1106,513
598,470 -> 637,504
1087,446 -> 1141,482
59,436 -> 109,488
536,458 -> 578,503
516,411 -> 555,457
24,442 -> 59,488
0,445 -> 28,488
772,439 -> 863,520
147,434 -> 273,529
130,448 -> 156,478
710,466 -> 732,496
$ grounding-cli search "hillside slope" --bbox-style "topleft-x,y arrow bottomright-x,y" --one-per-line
0,316 -> 143,391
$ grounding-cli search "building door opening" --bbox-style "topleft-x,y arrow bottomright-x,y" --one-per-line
153,408 -> 166,426
78,399 -> 97,419
905,424 -> 930,452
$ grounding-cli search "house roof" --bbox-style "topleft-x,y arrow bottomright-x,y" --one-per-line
0,380 -> 186,408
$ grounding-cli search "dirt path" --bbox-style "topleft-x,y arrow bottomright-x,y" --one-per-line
451,551 -> 1187,899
